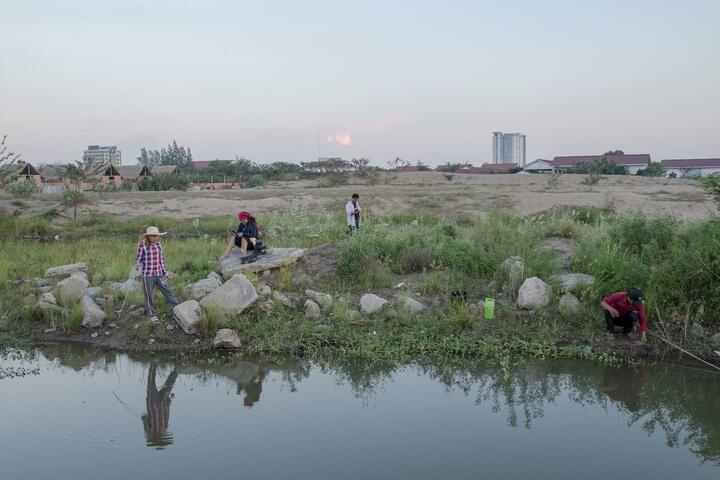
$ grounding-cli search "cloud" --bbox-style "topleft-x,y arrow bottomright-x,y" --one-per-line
327,133 -> 352,146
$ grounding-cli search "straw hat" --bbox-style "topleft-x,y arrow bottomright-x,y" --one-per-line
141,226 -> 167,237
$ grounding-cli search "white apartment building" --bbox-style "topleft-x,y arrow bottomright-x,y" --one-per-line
83,145 -> 122,166
492,132 -> 526,166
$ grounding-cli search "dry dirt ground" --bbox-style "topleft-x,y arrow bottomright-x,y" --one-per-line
1,172 -> 714,220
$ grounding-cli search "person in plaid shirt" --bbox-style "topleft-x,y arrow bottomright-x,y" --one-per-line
136,226 -> 179,323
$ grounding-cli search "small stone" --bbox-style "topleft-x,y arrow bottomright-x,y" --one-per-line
90,332 -> 99,338
384,308 -> 398,320
108,322 -> 117,328
43,327 -> 56,334
261,301 -> 274,312
193,338 -> 201,344
148,338 -> 155,344
360,293 -> 388,315
345,309 -> 361,321
104,331 -> 111,336
305,289 -> 333,312
128,306 -> 145,319
213,328 -> 242,349
272,291 -> 296,308
711,332 -> 720,347
86,286 -> 103,297
315,322 -> 333,330
258,285 -> 272,297
304,299 -> 321,320
397,295 -> 427,313
35,278 -> 50,288
410,219 -> 419,226
38,286 -> 53,294
558,292 -> 582,316
393,282 -> 405,289
469,303 -> 479,312
166,324 -> 176,331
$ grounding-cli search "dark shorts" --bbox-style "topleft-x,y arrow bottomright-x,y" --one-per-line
234,236 -> 255,250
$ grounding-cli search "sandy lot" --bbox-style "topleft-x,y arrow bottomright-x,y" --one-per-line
1,172 -> 714,220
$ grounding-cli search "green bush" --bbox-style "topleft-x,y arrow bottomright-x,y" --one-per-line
139,173 -> 189,191
247,174 -> 265,188
5,179 -> 37,198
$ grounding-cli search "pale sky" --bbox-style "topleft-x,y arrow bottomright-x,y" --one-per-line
1,0 -> 718,166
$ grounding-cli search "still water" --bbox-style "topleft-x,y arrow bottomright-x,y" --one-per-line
1,344 -> 719,480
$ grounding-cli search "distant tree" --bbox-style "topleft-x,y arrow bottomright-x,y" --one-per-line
386,157 -> 409,169
137,141 -> 194,173
0,134 -> 22,186
351,157 -> 370,177
55,160 -> 105,220
443,162 -> 470,172
137,147 -> 162,167
416,160 -> 430,171
636,162 -> 666,177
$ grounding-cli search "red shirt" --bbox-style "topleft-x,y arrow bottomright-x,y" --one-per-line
602,292 -> 647,332
136,242 -> 167,277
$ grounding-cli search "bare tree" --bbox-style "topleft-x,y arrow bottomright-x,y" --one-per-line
0,135 -> 22,186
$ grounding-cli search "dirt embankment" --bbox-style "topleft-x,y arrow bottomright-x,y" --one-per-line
1,173 -> 714,220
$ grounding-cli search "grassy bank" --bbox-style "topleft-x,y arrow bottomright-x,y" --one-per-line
1,208 -> 719,363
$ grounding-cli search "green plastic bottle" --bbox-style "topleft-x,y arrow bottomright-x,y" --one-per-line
484,298 -> 495,320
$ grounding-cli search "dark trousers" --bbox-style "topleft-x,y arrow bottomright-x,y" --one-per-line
604,310 -> 638,333
142,276 -> 179,317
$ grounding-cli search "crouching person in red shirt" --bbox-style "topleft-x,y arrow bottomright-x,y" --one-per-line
600,288 -> 647,343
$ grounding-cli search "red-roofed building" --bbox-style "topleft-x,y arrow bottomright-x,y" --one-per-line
661,158 -> 720,177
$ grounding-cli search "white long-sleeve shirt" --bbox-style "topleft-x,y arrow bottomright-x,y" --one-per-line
346,200 -> 361,227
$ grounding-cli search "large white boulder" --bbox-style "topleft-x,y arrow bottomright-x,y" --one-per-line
45,262 -> 88,280
213,328 -> 242,349
517,277 -> 552,310
57,276 -> 89,307
199,274 -> 258,322
360,294 -> 388,315
305,289 -> 333,311
173,300 -> 203,334
186,273 -> 223,300
81,295 -> 106,328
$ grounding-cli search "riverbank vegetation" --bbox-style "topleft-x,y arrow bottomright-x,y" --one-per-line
0,208 -> 719,363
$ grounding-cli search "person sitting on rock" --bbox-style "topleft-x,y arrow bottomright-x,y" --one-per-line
221,211 -> 262,260
600,287 -> 647,343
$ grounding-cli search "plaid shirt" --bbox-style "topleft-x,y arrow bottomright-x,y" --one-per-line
136,242 -> 167,276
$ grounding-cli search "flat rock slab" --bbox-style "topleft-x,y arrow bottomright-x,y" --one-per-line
45,262 -> 88,280
221,248 -> 304,277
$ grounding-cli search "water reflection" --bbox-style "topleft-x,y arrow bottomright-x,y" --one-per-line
142,364 -> 177,448
21,344 -> 720,465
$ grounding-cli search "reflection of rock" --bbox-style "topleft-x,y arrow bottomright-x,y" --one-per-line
221,248 -> 304,277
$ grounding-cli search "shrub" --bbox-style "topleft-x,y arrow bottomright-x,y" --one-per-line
247,174 -> 265,188
5,179 -> 37,198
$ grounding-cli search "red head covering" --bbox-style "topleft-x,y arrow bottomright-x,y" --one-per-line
238,211 -> 251,222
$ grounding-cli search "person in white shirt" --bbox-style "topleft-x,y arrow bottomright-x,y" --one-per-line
345,193 -> 361,233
